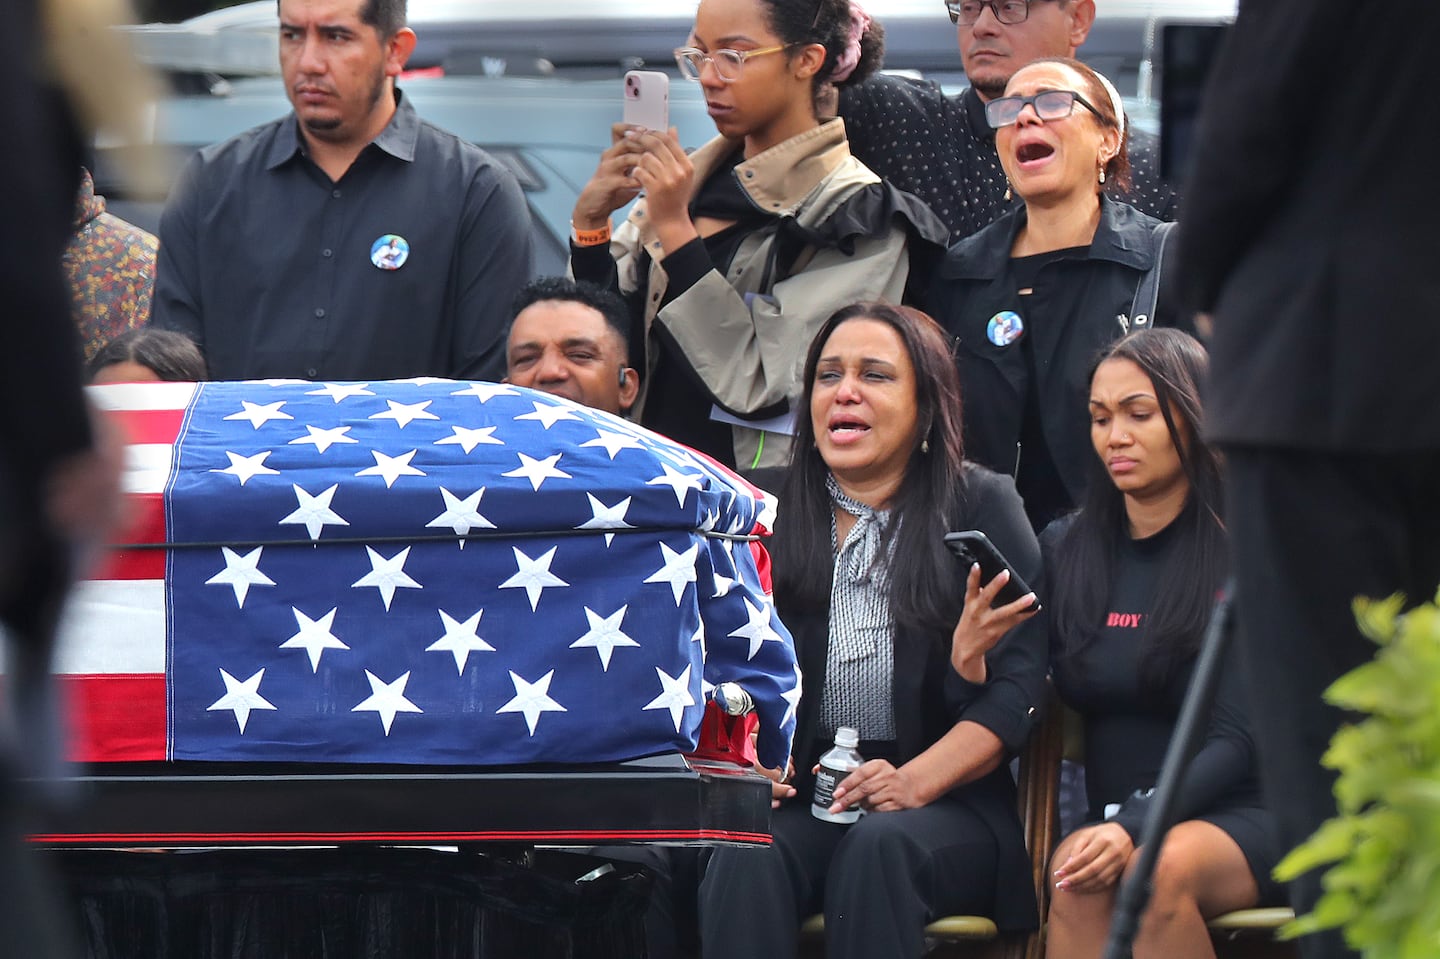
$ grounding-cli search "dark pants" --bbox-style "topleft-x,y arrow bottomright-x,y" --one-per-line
698,798 -> 998,959
1225,447 -> 1440,959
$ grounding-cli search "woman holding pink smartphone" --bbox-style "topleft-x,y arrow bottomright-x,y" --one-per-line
569,0 -> 945,477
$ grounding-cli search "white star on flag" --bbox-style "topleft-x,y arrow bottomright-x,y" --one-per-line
356,449 -> 426,488
451,382 -> 518,403
499,546 -> 568,611
278,606 -> 349,672
515,401 -> 581,430
352,546 -> 423,610
425,487 -> 495,547
502,452 -> 570,491
395,376 -> 453,387
370,399 -> 439,428
691,622 -> 705,645
211,450 -> 279,486
643,665 -> 695,732
569,605 -> 640,671
290,424 -> 357,453
279,483 -> 349,541
497,669 -> 566,735
575,494 -> 634,532
580,429 -> 643,460
712,571 -> 735,598
646,463 -> 704,507
644,542 -> 699,605
435,425 -> 503,453
207,668 -> 276,734
205,546 -> 275,608
781,664 -> 803,728
224,400 -> 294,429
306,382 -> 374,402
352,670 -> 423,735
425,609 -> 495,674
729,596 -> 785,659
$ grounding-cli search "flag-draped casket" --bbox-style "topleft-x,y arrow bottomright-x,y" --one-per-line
60,380 -> 800,770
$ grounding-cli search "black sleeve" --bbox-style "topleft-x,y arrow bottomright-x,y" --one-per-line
836,74 -> 945,181
1109,647 -> 1258,842
569,240 -> 622,291
944,467 -> 1049,755
1176,0 -> 1346,313
658,237 -> 714,299
0,12 -> 90,490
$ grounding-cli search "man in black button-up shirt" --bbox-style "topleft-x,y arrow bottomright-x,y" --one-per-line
152,0 -> 534,382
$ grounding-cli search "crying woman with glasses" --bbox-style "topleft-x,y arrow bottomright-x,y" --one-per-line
926,57 -> 1194,533
569,0 -> 946,478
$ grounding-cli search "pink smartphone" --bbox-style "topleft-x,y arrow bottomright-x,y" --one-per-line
623,70 -> 669,131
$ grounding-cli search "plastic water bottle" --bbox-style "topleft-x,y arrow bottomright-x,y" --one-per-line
811,727 -> 863,823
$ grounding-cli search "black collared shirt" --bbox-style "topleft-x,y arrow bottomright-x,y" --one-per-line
839,74 -> 1177,241
152,90 -> 534,381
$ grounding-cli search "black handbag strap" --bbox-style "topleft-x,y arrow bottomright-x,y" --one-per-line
1128,220 -> 1177,329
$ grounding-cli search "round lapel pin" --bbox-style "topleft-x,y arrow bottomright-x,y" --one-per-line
987,311 -> 1024,346
370,234 -> 410,271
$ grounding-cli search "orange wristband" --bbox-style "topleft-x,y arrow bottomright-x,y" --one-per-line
571,222 -> 612,247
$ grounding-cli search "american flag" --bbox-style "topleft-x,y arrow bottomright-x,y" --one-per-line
56,379 -> 800,770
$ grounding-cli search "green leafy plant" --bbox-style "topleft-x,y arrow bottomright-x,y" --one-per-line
1274,592 -> 1440,958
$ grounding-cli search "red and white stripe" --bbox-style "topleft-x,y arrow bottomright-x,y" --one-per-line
54,382 -> 197,762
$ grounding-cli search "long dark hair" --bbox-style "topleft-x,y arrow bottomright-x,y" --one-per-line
772,302 -> 966,634
1051,328 -> 1224,693
87,328 -> 207,383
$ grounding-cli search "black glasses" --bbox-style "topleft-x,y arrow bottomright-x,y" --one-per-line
984,88 -> 1103,128
945,0 -> 1045,25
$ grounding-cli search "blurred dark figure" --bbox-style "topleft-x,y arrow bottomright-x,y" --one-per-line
1179,2 -> 1440,957
66,167 -> 159,362
1,2 -> 128,955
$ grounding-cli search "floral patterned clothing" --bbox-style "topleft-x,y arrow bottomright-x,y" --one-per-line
64,168 -> 158,360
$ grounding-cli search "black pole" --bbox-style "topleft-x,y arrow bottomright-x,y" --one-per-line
1102,579 -> 1235,959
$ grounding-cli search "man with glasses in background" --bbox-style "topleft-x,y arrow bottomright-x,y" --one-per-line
837,0 -> 1176,241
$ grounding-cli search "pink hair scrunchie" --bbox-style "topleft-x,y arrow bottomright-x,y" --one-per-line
829,1 -> 871,84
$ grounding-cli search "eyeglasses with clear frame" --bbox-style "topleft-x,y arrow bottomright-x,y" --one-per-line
674,44 -> 790,83
984,88 -> 1104,129
944,0 -> 1043,25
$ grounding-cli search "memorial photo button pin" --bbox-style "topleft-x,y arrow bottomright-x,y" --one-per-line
987,311 -> 1024,346
370,234 -> 410,270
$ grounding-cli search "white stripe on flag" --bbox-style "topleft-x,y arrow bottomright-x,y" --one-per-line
87,381 -> 197,411
124,443 -> 175,495
53,580 -> 166,674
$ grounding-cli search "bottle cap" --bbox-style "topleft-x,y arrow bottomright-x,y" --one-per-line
835,726 -> 859,748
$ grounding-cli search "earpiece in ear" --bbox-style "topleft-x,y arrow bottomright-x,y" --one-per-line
618,367 -> 628,387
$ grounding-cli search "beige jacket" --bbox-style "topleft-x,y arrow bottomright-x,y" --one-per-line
610,118 -> 914,472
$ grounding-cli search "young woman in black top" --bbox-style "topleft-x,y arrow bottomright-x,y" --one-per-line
1041,329 -> 1279,959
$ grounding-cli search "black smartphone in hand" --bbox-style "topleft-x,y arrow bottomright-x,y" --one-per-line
943,530 -> 1040,611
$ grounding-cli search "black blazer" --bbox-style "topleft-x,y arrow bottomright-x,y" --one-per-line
777,465 -> 1048,932
1179,0 -> 1440,450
